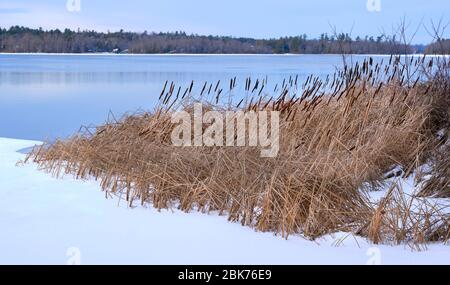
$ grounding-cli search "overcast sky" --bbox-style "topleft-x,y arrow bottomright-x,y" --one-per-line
0,0 -> 449,43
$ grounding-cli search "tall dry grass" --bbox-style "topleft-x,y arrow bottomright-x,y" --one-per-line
24,55 -> 450,245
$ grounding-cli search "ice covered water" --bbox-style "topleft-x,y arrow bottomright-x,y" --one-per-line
0,54 -> 386,140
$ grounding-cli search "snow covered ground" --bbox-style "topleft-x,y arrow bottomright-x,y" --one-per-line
0,137 -> 449,265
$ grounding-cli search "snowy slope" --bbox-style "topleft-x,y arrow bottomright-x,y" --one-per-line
0,137 -> 449,265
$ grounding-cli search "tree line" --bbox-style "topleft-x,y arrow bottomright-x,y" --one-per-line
0,26 -> 441,54
425,39 -> 450,54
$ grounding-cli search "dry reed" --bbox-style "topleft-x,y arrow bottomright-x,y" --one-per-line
24,56 -> 450,245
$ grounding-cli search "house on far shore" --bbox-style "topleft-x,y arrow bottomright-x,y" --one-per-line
111,48 -> 129,54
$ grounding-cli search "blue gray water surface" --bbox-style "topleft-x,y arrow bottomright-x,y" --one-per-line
0,54 -> 388,140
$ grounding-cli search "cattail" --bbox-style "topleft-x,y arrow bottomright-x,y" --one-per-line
262,97 -> 272,109
215,92 -> 220,104
189,80 -> 194,93
412,76 -> 420,89
258,84 -> 265,96
200,81 -> 207,96
214,80 -> 221,92
236,98 -> 244,108
208,83 -> 213,95
159,80 -> 168,100
252,79 -> 260,93
182,87 -> 189,99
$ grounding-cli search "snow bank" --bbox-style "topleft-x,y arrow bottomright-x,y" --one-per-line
0,137 -> 449,265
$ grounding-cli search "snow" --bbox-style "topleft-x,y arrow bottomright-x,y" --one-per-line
0,137 -> 449,265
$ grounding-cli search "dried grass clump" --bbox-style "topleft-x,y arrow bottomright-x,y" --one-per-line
418,143 -> 450,198
368,181 -> 450,248
25,56 -> 450,245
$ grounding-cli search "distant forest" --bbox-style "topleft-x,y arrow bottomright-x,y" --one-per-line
0,26 -> 448,54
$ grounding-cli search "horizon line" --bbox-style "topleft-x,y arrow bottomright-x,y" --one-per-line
0,25 -> 438,46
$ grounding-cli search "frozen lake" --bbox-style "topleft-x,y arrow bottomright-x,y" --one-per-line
0,54 -> 385,140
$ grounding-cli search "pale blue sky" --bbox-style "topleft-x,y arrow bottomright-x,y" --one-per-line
0,0 -> 448,43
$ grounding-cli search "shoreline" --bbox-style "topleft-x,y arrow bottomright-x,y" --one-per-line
0,52 -> 448,57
